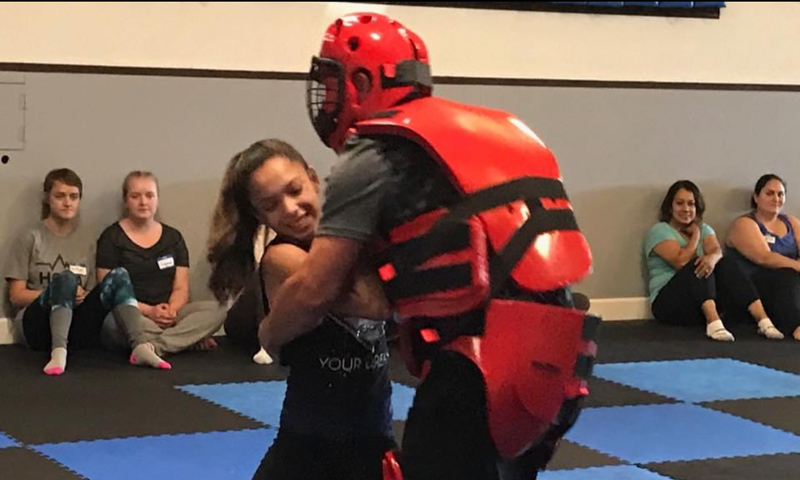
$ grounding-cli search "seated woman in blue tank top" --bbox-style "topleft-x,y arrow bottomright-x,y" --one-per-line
206,139 -> 399,480
727,174 -> 800,341
644,180 -> 782,341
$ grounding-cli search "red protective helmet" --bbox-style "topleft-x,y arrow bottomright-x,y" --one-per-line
307,13 -> 433,152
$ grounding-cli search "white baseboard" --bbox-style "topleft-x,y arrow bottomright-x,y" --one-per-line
590,297 -> 652,321
0,298 -> 649,346
0,317 -> 13,345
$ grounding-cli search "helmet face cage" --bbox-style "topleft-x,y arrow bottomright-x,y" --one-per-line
306,57 -> 345,147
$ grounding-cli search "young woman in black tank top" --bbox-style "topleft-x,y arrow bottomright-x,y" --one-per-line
206,139 -> 399,480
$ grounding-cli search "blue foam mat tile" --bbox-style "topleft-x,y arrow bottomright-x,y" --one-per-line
31,428 -> 276,480
0,431 -> 20,449
594,358 -> 800,402
179,381 -> 286,427
541,465 -> 673,480
390,382 -> 416,420
566,403 -> 800,463
180,380 -> 417,424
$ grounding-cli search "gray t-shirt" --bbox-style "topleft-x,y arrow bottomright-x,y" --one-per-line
317,137 -> 393,242
3,222 -> 96,297
317,136 -> 458,242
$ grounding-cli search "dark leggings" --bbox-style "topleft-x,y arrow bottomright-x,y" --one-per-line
223,274 -> 265,352
402,350 -> 539,480
23,268 -> 139,351
652,256 -> 760,326
750,268 -> 800,335
251,431 -> 394,480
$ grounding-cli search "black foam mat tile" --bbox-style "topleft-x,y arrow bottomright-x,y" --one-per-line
727,347 -> 800,376
595,320 -> 741,363
547,439 -> 623,470
0,447 -> 85,480
703,396 -> 800,436
0,376 -> 263,444
647,452 -> 800,480
584,377 -> 676,408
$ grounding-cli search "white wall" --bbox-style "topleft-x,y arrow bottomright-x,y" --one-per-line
1,2 -> 799,84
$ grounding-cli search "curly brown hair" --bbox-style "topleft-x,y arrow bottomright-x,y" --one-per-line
206,139 -> 309,302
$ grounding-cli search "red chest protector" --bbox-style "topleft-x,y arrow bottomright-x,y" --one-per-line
357,97 -> 592,316
356,97 -> 600,459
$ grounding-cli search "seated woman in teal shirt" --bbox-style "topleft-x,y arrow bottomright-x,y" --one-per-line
644,180 -> 782,341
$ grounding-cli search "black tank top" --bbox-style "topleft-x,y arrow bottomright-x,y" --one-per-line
260,235 -> 393,441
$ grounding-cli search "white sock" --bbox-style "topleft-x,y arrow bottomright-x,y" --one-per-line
706,319 -> 734,342
253,347 -> 273,365
44,347 -> 67,376
758,318 -> 784,340
130,343 -> 171,370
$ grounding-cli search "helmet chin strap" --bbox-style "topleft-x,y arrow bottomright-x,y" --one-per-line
380,61 -> 432,90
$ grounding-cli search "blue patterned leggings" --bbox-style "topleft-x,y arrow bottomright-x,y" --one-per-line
23,267 -> 139,350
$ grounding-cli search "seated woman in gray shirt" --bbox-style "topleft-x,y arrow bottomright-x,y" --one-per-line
3,168 -> 170,375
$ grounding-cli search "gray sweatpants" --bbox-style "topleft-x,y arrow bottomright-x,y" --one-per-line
101,301 -> 225,355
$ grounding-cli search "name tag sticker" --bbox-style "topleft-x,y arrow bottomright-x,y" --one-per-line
68,265 -> 88,276
765,235 -> 776,244
157,255 -> 175,270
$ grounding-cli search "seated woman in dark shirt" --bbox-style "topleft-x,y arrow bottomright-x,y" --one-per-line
96,171 -> 224,356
